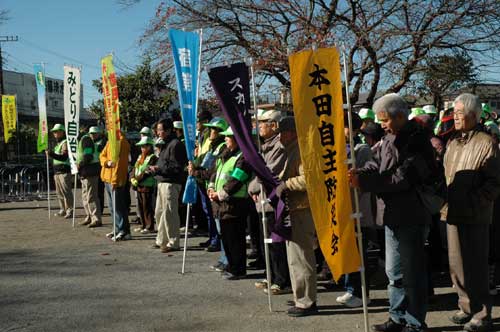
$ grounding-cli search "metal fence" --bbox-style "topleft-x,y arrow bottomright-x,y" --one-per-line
0,164 -> 48,202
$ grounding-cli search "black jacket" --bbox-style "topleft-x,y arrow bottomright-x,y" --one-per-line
154,134 -> 188,184
358,120 -> 438,226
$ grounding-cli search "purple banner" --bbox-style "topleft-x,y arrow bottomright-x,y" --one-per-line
208,62 -> 289,239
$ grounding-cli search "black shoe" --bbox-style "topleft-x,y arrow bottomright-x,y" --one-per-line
206,245 -> 221,252
248,259 -> 265,270
371,319 -> 405,332
222,271 -> 246,280
210,262 -> 226,272
449,311 -> 472,325
287,303 -> 318,317
247,250 -> 259,260
198,240 -> 210,248
464,319 -> 492,332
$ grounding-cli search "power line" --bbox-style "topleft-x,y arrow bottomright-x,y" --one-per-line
18,38 -> 101,70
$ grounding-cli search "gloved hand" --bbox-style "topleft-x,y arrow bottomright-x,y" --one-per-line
275,181 -> 289,198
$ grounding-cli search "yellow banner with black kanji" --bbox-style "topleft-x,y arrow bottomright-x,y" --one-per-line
289,48 -> 360,281
101,55 -> 121,162
2,95 -> 17,143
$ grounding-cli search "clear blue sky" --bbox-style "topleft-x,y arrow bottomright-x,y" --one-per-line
1,0 -> 159,106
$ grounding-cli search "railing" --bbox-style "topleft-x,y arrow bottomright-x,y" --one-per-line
0,164 -> 48,202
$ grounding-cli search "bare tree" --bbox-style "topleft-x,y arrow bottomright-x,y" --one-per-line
131,0 -> 500,105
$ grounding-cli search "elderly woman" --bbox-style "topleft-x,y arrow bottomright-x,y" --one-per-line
131,136 -> 158,234
444,93 -> 500,332
349,93 -> 438,332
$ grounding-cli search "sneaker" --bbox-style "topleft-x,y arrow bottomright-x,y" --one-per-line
343,295 -> 370,308
264,284 -> 292,295
371,319 -> 405,332
114,233 -> 131,241
210,262 -> 226,272
54,210 -> 65,217
464,318 -> 492,332
140,229 -> 153,234
254,279 -> 268,289
287,303 -> 318,317
449,310 -> 472,325
64,212 -> 72,219
106,232 -> 115,238
134,227 -> 143,233
336,292 -> 353,304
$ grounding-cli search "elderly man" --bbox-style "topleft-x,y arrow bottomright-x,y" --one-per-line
444,93 -> 500,332
249,109 -> 291,295
349,93 -> 437,332
275,116 -> 318,317
46,124 -> 73,219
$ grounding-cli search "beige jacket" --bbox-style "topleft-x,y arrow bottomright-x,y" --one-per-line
442,128 -> 500,224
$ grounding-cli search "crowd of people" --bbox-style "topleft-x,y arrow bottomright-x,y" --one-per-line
44,92 -> 500,332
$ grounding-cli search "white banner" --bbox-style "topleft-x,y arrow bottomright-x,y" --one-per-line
64,66 -> 81,175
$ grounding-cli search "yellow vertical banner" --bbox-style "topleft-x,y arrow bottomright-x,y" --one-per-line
101,55 -> 121,162
2,95 -> 17,143
289,48 -> 360,281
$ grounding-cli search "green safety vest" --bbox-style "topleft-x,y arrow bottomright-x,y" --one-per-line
53,139 -> 70,166
76,135 -> 99,164
214,151 -> 249,198
134,154 -> 156,187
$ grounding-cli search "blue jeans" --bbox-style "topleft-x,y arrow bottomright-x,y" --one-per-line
344,228 -> 370,298
105,183 -> 130,235
215,218 -> 228,266
199,187 -> 220,247
385,224 -> 429,330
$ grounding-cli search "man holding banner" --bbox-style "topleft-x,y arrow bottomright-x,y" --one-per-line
46,124 -> 73,219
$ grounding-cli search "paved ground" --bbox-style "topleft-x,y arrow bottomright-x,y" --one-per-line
1,191 -> 500,332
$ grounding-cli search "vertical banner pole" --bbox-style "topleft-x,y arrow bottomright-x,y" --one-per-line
46,154 -> 51,220
250,60 -> 273,313
181,203 -> 191,274
112,189 -> 116,241
341,48 -> 369,332
72,174 -> 77,227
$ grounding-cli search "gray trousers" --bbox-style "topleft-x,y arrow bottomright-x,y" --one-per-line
54,173 -> 73,213
81,175 -> 101,223
286,208 -> 317,309
447,223 -> 491,322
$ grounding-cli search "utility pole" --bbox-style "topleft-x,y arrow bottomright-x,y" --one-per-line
0,36 -> 19,162
0,36 -> 19,95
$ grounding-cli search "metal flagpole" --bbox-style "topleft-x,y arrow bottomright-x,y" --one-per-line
182,28 -> 203,274
181,203 -> 191,274
72,174 -> 77,227
249,58 -> 273,312
341,47 -> 369,332
46,153 -> 51,220
112,189 -> 116,241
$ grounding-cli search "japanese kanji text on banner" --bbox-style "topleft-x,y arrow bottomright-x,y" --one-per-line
2,95 -> 17,143
101,55 -> 121,163
289,48 -> 360,281
64,66 -> 81,175
34,64 -> 48,153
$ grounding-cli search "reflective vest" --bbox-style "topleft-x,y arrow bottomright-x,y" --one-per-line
76,135 -> 99,164
214,151 -> 249,198
53,139 -> 70,166
134,154 -> 156,187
